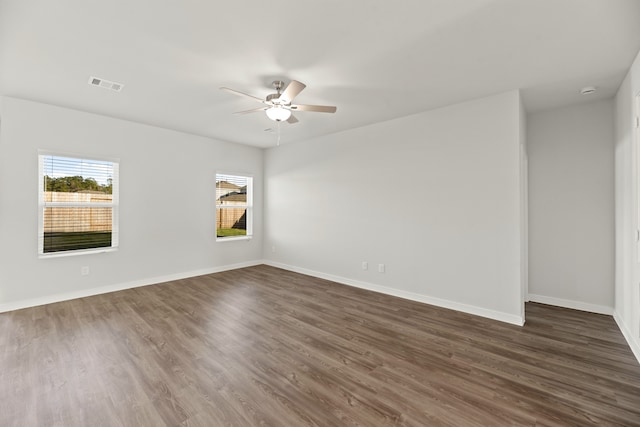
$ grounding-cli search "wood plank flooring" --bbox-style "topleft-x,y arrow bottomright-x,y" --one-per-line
1,265 -> 640,426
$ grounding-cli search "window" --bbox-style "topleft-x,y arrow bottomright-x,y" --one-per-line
216,173 -> 252,240
38,153 -> 119,255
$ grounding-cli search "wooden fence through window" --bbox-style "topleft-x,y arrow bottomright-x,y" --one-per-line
43,192 -> 112,233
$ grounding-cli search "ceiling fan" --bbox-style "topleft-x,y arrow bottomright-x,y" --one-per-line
220,80 -> 337,124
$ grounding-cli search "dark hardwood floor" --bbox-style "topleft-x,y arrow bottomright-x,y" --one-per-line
1,265 -> 639,426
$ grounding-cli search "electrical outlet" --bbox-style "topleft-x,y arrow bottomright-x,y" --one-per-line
378,264 -> 385,273
271,245 -> 276,253
362,261 -> 368,270
81,266 -> 90,276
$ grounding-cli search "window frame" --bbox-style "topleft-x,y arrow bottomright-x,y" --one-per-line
215,172 -> 253,242
38,151 -> 120,257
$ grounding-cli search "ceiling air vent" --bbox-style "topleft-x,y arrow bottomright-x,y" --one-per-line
88,76 -> 124,92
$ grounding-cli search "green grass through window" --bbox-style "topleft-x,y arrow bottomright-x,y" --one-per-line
217,228 -> 247,238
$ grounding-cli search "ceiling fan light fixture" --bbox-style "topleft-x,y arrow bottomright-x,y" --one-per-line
266,106 -> 291,121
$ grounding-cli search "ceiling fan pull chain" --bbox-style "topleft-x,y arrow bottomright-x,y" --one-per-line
277,121 -> 281,146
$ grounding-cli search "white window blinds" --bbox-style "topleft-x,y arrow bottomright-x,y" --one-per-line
38,154 -> 119,255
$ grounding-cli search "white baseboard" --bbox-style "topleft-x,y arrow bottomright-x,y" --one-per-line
1,259 -> 528,327
613,312 -> 640,365
527,294 -> 614,315
0,260 -> 263,313
264,260 -> 524,326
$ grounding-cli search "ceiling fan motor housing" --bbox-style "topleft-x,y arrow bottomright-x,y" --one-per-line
266,93 -> 283,104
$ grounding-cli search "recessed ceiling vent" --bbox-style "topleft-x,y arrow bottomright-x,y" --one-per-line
88,76 -> 124,92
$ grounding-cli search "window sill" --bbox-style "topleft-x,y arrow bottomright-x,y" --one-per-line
216,235 -> 253,243
39,247 -> 118,259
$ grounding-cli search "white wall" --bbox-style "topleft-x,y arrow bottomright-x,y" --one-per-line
614,48 -> 640,362
527,100 -> 615,314
0,97 -> 263,311
264,91 -> 526,325
519,97 -> 529,315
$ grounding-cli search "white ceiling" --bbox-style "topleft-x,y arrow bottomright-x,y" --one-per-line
1,0 -> 639,148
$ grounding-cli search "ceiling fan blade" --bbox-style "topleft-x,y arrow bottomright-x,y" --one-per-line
279,80 -> 306,104
220,87 -> 264,103
286,114 -> 299,124
234,107 -> 267,115
290,104 -> 337,113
